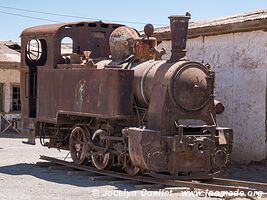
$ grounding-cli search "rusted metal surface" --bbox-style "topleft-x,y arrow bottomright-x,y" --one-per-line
214,100 -> 225,114
37,67 -> 134,120
144,24 -> 154,38
168,14 -> 191,62
69,126 -> 89,165
109,26 -> 139,63
21,15 -> 233,180
125,127 -> 232,175
134,38 -> 157,62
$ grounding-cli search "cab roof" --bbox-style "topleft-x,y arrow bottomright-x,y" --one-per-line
21,21 -> 124,37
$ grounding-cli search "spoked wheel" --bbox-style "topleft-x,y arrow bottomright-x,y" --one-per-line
125,155 -> 140,176
69,126 -> 90,165
91,129 -> 112,170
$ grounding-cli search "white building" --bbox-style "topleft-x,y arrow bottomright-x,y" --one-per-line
154,9 -> 267,163
0,41 -> 21,124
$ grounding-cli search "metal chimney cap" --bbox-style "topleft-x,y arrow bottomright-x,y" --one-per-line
169,12 -> 191,20
168,15 -> 191,20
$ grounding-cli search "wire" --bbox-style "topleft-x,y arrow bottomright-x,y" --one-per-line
0,10 -> 63,23
0,5 -> 99,20
0,5 -> 167,26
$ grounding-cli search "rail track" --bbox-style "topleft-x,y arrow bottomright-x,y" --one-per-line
40,155 -> 267,196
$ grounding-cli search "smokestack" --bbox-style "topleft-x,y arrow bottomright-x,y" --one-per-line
167,13 -> 191,62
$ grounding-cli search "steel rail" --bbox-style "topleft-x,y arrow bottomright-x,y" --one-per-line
39,155 -> 267,193
203,178 -> 267,191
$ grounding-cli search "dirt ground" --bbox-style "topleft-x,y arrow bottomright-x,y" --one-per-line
0,132 -> 266,200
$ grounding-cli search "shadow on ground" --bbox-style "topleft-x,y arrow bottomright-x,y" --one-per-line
1,154 -> 266,190
219,163 -> 267,183
0,163 -> 153,191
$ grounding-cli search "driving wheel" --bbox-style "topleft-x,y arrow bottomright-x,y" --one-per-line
91,129 -> 112,170
69,126 -> 90,165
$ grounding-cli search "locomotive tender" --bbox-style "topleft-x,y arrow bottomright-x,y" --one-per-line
21,13 -> 233,179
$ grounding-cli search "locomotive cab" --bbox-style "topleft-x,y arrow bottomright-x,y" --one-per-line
20,21 -> 125,129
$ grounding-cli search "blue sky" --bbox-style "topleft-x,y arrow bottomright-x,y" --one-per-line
0,0 -> 267,41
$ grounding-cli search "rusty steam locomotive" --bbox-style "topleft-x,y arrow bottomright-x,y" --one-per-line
20,13 -> 233,179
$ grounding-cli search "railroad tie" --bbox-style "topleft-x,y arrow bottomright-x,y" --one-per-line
88,175 -> 119,181
48,165 -> 73,171
36,161 -> 59,167
163,187 -> 191,193
109,180 -> 141,185
67,170 -> 97,176
135,184 -> 163,190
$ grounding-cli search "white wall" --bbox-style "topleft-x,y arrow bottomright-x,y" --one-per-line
158,30 -> 267,163
0,67 -> 20,120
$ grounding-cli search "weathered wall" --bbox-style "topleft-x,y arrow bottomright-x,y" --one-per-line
158,30 -> 267,163
0,67 -> 20,120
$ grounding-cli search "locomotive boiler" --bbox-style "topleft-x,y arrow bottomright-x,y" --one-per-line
20,13 -> 233,179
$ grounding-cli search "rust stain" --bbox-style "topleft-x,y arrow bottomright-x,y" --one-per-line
75,80 -> 86,111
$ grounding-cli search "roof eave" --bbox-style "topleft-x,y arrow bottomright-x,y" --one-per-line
154,17 -> 267,41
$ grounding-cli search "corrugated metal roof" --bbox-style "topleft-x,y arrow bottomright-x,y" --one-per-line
0,41 -> 20,63
153,9 -> 267,40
